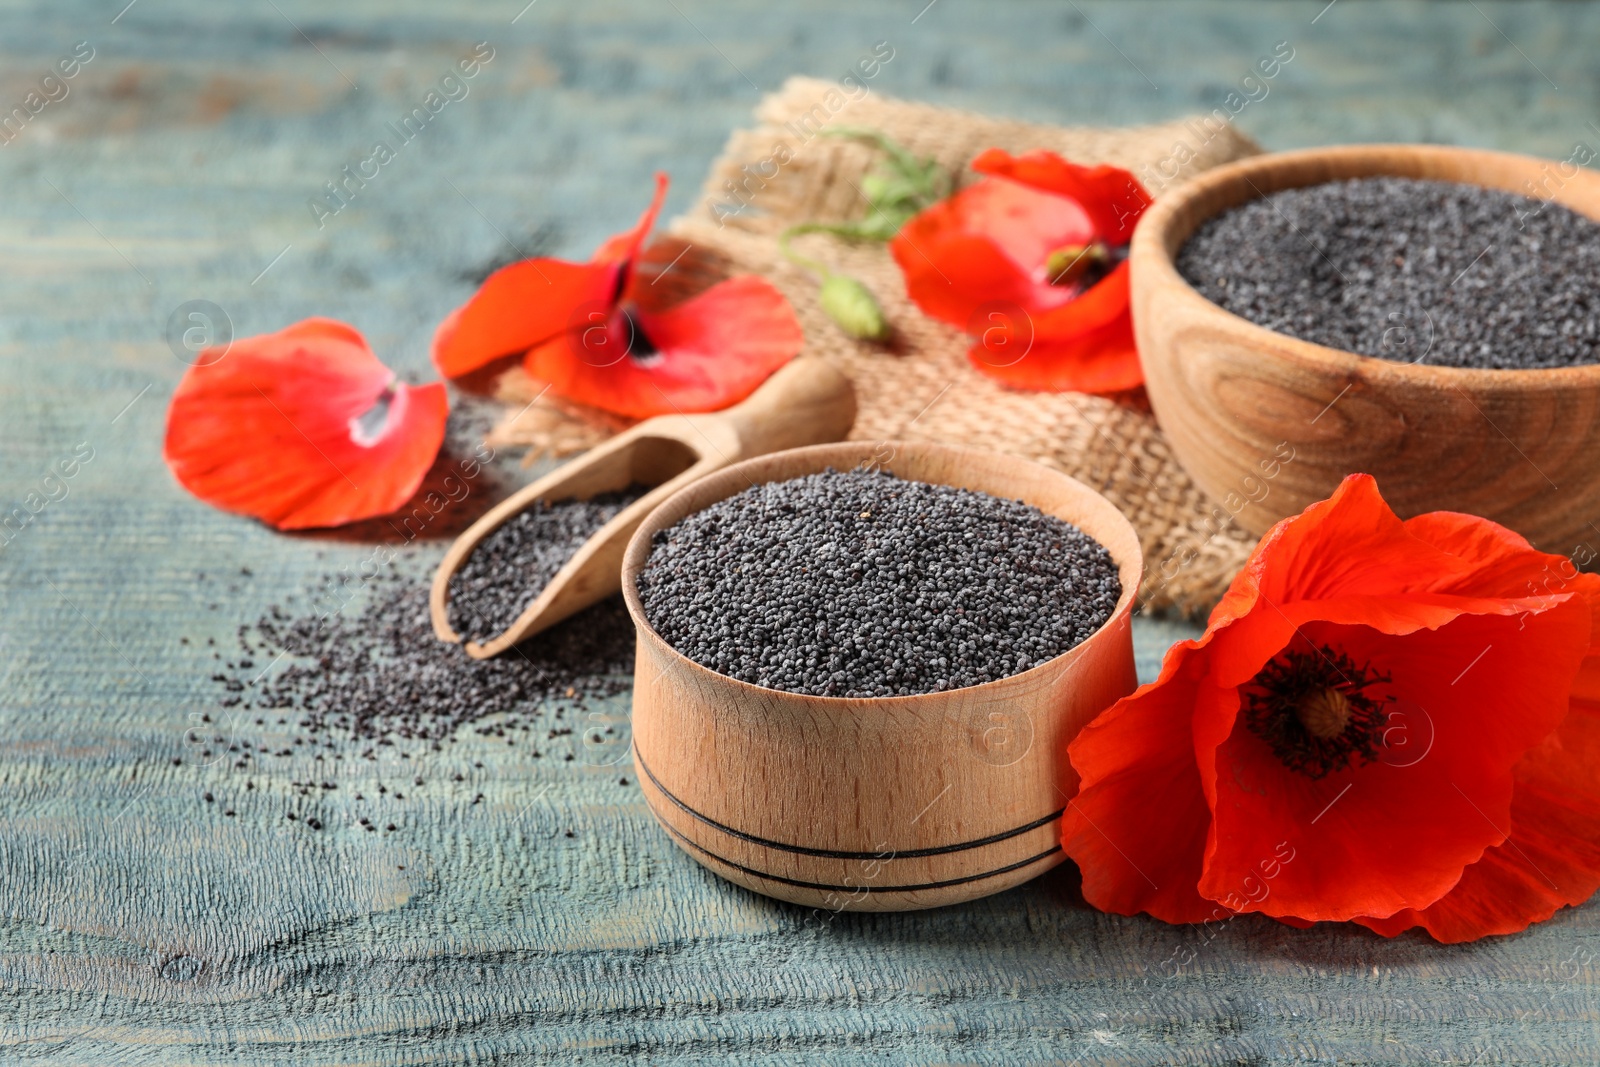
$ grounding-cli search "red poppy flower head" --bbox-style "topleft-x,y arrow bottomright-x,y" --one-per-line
890,149 -> 1149,394
164,318 -> 449,530
1064,474 -> 1600,942
432,174 -> 803,420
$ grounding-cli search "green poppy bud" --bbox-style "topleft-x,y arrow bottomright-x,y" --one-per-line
819,274 -> 891,342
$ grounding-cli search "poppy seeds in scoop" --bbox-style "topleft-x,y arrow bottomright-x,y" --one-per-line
448,486 -> 650,641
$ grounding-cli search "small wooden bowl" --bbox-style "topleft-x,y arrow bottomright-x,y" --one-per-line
1131,144 -> 1600,547
620,442 -> 1142,911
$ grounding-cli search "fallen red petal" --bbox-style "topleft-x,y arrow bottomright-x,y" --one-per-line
522,275 -> 803,419
164,318 -> 448,530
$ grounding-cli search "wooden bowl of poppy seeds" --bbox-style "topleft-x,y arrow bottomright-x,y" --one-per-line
1131,143 -> 1600,550
620,441 -> 1142,911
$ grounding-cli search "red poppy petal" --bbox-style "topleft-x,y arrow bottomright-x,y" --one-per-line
1355,696 -> 1600,942
891,178 -> 1095,327
964,261 -> 1142,393
523,275 -> 803,419
1244,475 -> 1478,606
431,258 -> 619,378
1063,638 -> 1228,924
971,148 -> 1151,244
1203,475 -> 1487,686
1199,604 -> 1591,922
967,316 -> 1139,393
1277,592 -> 1568,644
593,171 -> 669,269
432,175 -> 669,379
1406,509 -> 1600,652
164,318 -> 449,530
892,231 -> 1036,329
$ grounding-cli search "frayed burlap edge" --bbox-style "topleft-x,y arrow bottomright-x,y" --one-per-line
497,77 -> 1265,617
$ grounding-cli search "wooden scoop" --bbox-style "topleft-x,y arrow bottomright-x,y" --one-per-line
430,356 -> 857,659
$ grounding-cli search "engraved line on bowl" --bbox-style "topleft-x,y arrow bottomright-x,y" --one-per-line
660,820 -> 1064,894
636,747 -> 1062,859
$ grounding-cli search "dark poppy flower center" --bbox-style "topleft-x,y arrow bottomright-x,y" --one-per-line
573,307 -> 662,368
1242,644 -> 1392,778
621,308 -> 662,366
1043,240 -> 1123,290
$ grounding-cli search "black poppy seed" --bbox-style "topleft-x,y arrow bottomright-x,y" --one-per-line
1177,176 -> 1600,370
636,468 -> 1121,697
447,487 -> 650,641
199,539 -> 636,822
205,560 -> 634,763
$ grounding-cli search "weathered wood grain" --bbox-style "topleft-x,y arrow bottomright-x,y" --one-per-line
1,1 -> 1598,1063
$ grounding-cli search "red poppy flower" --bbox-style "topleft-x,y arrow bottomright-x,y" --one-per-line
1063,474 -> 1600,942
432,173 -> 803,419
890,148 -> 1150,394
164,318 -> 449,531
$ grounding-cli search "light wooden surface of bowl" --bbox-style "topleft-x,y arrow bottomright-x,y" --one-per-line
1132,143 -> 1600,551
620,442 -> 1143,911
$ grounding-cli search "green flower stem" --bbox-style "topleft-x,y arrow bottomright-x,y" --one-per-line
778,223 -> 837,279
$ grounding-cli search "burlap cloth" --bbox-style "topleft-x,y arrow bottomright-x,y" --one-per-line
492,78 -> 1263,618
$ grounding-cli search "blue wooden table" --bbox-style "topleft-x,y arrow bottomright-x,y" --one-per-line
3,1 -> 1599,1061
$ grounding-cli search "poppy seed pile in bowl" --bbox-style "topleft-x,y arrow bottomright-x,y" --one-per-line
1176,176 -> 1600,370
634,467 -> 1121,698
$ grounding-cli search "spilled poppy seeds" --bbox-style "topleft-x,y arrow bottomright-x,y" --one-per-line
201,560 -> 636,825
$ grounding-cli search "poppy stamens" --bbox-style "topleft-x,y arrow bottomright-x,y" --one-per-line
1044,241 -> 1112,288
1243,644 -> 1392,779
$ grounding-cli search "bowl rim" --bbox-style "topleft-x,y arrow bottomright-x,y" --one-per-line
1131,141 -> 1600,391
620,439 -> 1143,708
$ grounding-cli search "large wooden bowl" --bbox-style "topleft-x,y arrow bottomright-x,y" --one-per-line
1131,144 -> 1600,549
620,442 -> 1142,912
